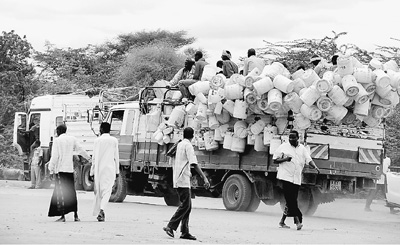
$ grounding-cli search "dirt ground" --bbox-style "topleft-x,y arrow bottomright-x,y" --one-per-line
0,180 -> 399,244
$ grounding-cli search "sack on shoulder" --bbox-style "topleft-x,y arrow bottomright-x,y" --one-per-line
166,140 -> 182,158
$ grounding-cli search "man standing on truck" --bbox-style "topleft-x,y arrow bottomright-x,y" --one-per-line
90,122 -> 120,222
163,127 -> 210,240
48,124 -> 91,222
273,130 -> 320,230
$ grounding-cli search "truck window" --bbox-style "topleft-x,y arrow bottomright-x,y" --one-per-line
110,110 -> 124,136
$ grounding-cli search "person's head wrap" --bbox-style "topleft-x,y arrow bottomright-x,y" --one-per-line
222,50 -> 231,59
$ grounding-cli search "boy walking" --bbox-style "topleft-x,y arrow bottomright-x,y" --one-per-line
28,140 -> 43,189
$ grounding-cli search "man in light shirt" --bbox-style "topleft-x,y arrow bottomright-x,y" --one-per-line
243,48 -> 265,76
365,149 -> 398,214
163,127 -> 210,240
90,122 -> 120,222
48,124 -> 91,222
273,130 -> 320,230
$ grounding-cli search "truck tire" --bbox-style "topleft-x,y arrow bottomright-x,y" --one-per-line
222,174 -> 252,211
74,166 -> 83,191
163,188 -> 180,206
82,164 -> 94,191
110,169 -> 127,202
246,185 -> 261,212
279,188 -> 319,216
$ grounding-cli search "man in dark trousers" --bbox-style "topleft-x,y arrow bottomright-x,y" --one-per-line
163,127 -> 210,240
273,130 -> 320,230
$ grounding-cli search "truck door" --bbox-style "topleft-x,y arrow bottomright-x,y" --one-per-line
13,112 -> 28,155
108,109 -> 136,167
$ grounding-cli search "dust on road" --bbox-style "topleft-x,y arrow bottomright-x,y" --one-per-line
0,180 -> 399,244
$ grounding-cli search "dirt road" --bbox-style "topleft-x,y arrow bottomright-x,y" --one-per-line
0,180 -> 399,244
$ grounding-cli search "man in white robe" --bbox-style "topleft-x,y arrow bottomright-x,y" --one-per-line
90,122 -> 120,222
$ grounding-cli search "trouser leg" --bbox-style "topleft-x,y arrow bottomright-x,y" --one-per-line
365,188 -> 378,208
30,166 -> 36,187
34,166 -> 41,188
178,80 -> 197,99
167,188 -> 191,233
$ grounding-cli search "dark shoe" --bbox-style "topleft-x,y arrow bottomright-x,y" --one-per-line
97,210 -> 105,222
180,233 -> 196,240
74,217 -> 80,222
28,186 -> 35,189
279,222 -> 290,229
163,227 -> 174,238
364,207 -> 372,212
296,223 -> 303,230
56,216 -> 65,222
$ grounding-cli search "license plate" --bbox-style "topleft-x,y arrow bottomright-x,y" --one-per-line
330,180 -> 341,191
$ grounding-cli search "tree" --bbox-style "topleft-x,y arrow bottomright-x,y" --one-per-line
0,30 -> 36,125
107,29 -> 196,57
117,41 -> 185,93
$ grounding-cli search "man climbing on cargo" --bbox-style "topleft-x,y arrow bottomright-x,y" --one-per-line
243,48 -> 265,76
273,130 -> 320,230
163,127 -> 210,240
173,51 -> 207,102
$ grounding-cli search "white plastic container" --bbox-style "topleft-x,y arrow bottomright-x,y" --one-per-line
369,58 -> 383,70
208,115 -> 219,129
353,67 -> 376,84
210,74 -> 226,89
327,105 -> 348,123
361,82 -> 376,94
244,88 -> 257,104
167,106 -> 186,128
223,132 -> 233,150
195,103 -> 208,121
188,80 -> 210,95
354,100 -> 370,117
284,92 -> 303,113
302,69 -> 320,87
224,83 -> 243,100
316,96 -> 333,112
337,55 -> 354,77
300,85 -> 320,106
233,100 -> 248,119
373,69 -> 391,88
234,120 -> 248,138
216,108 -> 231,124
328,85 -> 349,106
269,136 -> 282,155
267,88 -> 283,111
354,83 -> 369,104
264,125 -> 278,145
222,100 -> 235,115
273,74 -> 294,93
371,105 -> 385,119
253,76 -> 274,96
300,104 -> 322,121
254,133 -> 268,152
204,131 -> 219,151
294,113 -> 311,129
250,119 -> 267,135
257,98 -> 269,111
292,78 -> 306,94
341,75 -> 359,97
231,135 -> 246,153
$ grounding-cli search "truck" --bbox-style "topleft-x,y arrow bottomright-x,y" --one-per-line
12,89 -> 133,195
94,85 -> 384,215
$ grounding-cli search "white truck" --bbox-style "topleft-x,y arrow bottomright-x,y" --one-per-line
12,90 -> 130,192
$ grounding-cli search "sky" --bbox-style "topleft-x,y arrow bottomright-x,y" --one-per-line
1,0 -> 399,66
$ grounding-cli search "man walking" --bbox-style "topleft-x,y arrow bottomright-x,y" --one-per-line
273,130 -> 320,230
48,124 -> 91,222
163,127 -> 210,240
90,122 -> 120,222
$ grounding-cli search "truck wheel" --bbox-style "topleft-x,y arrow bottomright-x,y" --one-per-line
82,164 -> 94,191
222,174 -> 252,211
74,166 -> 83,190
164,188 -> 180,206
110,169 -> 127,202
246,185 -> 261,212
